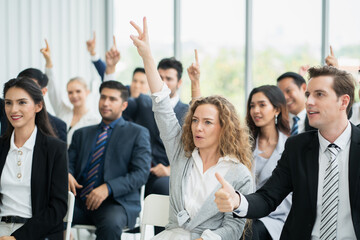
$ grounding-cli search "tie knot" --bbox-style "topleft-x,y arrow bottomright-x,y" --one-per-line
293,116 -> 300,123
327,143 -> 340,158
103,125 -> 110,131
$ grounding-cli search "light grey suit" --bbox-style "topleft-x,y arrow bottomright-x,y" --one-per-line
253,131 -> 292,240
152,95 -> 253,239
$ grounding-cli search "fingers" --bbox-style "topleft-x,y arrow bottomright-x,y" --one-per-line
215,172 -> 228,188
143,16 -> 148,35
130,21 -> 143,36
330,45 -> 334,56
194,49 -> 199,65
112,35 -> 117,50
44,39 -> 49,50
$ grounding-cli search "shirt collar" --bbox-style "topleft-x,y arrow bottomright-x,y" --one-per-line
191,148 -> 238,167
170,93 -> 180,109
318,121 -> 351,153
10,126 -> 38,151
289,108 -> 307,121
100,116 -> 124,130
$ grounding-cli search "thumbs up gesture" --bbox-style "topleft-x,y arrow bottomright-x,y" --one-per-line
214,172 -> 241,212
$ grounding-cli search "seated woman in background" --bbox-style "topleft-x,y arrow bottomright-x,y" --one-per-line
130,17 -> 253,240
0,78 -> 68,239
245,85 -> 292,240
40,40 -> 101,145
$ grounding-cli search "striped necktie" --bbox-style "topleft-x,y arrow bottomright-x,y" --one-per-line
291,116 -> 300,136
80,125 -> 110,200
320,143 -> 340,240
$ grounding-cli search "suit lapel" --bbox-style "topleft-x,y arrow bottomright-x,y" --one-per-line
31,130 -> 46,214
304,133 -> 320,214
349,125 -> 360,210
79,127 -> 99,174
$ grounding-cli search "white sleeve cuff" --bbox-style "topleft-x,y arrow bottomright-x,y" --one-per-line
233,191 -> 248,217
151,83 -> 171,103
104,73 -> 116,81
91,54 -> 100,62
201,229 -> 221,240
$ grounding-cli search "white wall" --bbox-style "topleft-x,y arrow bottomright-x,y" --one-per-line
0,0 -> 110,113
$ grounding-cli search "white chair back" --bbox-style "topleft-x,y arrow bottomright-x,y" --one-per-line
64,191 -> 75,240
140,194 -> 170,240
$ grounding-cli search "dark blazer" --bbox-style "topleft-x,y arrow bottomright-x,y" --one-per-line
124,94 -> 188,166
0,99 -> 6,136
68,118 -> 151,228
304,115 -> 316,132
48,112 -> 67,143
238,125 -> 360,239
0,130 -> 68,240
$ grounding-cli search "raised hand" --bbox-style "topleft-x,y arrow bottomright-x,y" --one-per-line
86,31 -> 96,56
130,17 -> 151,59
214,172 -> 240,212
105,36 -> 121,73
298,65 -> 310,77
40,39 -> 53,68
187,49 -> 200,83
325,45 -> 339,68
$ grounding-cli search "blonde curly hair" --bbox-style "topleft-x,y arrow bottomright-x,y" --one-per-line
181,95 -> 253,171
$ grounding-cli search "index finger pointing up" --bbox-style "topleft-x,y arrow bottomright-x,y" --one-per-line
330,45 -> 334,56
194,49 -> 199,64
130,21 -> 143,36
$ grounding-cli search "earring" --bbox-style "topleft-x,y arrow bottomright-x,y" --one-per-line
275,114 -> 278,125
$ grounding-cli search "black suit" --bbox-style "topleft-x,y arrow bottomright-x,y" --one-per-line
237,125 -> 360,239
0,99 -> 6,136
0,130 -> 68,240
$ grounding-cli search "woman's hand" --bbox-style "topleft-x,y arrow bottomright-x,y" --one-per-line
130,17 -> 152,59
40,39 -> 53,68
187,49 -> 201,99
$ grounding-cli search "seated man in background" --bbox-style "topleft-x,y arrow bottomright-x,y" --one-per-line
68,80 -> 151,239
17,68 -> 67,142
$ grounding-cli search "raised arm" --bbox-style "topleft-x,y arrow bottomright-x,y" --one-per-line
40,39 -> 69,116
104,36 -> 121,80
87,31 -> 106,80
130,17 -> 163,93
187,49 -> 201,99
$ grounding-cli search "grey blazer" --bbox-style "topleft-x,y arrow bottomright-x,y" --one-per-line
152,95 -> 253,239
253,131 -> 292,240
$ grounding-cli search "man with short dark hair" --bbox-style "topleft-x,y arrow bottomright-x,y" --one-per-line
276,72 -> 314,135
68,81 -> 151,239
16,68 -> 67,142
215,66 -> 360,239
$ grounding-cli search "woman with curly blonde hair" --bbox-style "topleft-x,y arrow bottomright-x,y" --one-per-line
130,17 -> 253,240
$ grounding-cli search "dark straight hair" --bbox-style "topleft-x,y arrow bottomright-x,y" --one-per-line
3,77 -> 55,139
246,85 -> 290,147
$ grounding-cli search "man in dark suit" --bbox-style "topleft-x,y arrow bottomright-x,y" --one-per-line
68,81 -> 151,239
277,72 -> 315,134
17,68 -> 67,142
215,66 -> 360,239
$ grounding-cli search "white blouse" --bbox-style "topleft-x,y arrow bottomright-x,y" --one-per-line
0,127 -> 37,218
45,68 -> 101,145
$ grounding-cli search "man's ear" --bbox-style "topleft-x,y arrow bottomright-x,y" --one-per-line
41,87 -> 48,96
339,94 -> 350,112
121,101 -> 128,112
300,83 -> 307,92
177,78 -> 183,88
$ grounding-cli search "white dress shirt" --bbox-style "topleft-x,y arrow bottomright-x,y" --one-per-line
235,122 -> 356,239
311,122 -> 356,239
45,68 -> 101,145
0,127 -> 37,218
289,108 -> 307,134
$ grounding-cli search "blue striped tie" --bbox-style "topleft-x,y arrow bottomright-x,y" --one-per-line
80,125 -> 110,200
291,116 -> 299,136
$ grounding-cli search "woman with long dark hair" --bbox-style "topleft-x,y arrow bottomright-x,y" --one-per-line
244,85 -> 292,240
0,78 -> 68,240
